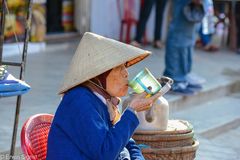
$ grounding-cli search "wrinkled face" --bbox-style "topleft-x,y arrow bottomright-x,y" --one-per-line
106,64 -> 129,97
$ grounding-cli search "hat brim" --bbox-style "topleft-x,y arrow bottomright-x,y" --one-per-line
126,53 -> 150,67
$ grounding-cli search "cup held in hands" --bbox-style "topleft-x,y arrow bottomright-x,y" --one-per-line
129,68 -> 161,96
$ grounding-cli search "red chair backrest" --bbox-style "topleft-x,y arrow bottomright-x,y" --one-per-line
21,114 -> 54,160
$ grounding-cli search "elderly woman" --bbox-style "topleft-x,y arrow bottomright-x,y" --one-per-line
47,32 -> 161,160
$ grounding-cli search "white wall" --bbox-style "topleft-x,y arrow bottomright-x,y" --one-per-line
90,0 -> 121,39
74,0 -> 91,35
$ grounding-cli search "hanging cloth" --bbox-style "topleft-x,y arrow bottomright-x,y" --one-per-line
0,65 -> 31,97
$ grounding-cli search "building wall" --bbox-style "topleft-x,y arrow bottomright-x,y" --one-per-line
74,0 -> 170,42
74,0 -> 91,35
90,0 -> 121,40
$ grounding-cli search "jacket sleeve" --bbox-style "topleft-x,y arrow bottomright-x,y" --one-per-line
126,138 -> 145,160
55,91 -> 139,160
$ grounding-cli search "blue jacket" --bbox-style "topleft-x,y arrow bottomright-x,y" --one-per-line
47,86 -> 144,160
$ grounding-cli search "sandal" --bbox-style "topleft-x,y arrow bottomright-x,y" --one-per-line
153,40 -> 163,49
203,45 -> 219,52
195,39 -> 203,48
130,41 -> 142,48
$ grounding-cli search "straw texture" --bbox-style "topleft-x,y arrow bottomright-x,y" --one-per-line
142,140 -> 199,160
133,131 -> 194,148
133,120 -> 198,160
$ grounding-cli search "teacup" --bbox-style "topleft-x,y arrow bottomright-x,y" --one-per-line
128,68 -> 161,95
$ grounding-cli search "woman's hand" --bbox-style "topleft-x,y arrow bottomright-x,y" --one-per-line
128,91 -> 162,112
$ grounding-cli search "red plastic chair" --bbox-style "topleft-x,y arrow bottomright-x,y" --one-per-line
21,114 -> 54,160
117,0 -> 147,44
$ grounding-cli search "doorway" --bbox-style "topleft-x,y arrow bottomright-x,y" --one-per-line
46,0 -> 63,33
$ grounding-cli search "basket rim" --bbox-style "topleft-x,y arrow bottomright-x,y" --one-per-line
141,140 -> 199,154
133,130 -> 194,141
135,129 -> 192,135
135,120 -> 193,135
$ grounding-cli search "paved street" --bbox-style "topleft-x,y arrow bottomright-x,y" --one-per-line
1,40 -> 240,159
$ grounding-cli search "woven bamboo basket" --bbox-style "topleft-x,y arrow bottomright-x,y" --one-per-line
142,140 -> 199,160
133,120 -> 194,148
133,130 -> 194,148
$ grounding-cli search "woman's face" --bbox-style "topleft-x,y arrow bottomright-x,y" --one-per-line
106,64 -> 129,97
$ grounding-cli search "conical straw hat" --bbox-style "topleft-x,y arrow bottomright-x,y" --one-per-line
59,32 -> 151,94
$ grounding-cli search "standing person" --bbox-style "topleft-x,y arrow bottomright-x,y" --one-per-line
47,32 -> 162,160
197,0 -> 219,52
131,0 -> 167,48
163,0 -> 206,95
